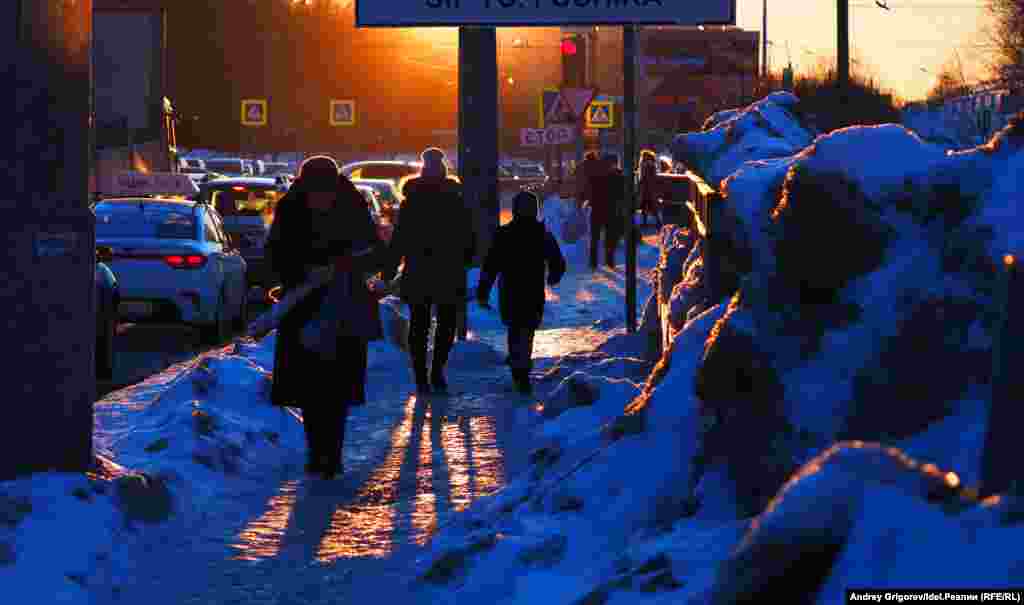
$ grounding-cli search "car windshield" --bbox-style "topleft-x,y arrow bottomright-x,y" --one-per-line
517,164 -> 545,177
95,204 -> 197,239
209,187 -> 281,217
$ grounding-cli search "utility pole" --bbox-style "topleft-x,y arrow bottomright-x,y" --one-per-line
838,0 -> 850,92
624,25 -> 638,334
762,0 -> 768,78
4,0 -> 95,478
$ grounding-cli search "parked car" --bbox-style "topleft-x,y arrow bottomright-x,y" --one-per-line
95,245 -> 119,379
197,177 -> 281,287
261,162 -> 293,177
203,158 -> 251,177
93,198 -> 249,344
351,177 -> 404,221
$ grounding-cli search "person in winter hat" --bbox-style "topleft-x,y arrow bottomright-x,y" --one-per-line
384,146 -> 476,394
476,191 -> 566,394
264,154 -> 390,480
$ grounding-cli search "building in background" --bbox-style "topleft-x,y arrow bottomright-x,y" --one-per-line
643,27 -> 760,142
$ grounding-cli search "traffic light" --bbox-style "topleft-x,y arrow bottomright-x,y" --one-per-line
561,34 -> 587,88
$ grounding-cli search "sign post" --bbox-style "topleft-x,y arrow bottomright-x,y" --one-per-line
624,25 -> 638,334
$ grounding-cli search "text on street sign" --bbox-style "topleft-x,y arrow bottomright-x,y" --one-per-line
356,1 -> 736,27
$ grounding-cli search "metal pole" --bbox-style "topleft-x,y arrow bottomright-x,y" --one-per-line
624,25 -> 637,334
762,0 -> 768,78
837,0 -> 850,92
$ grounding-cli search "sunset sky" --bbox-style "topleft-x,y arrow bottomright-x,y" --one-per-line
733,0 -> 992,101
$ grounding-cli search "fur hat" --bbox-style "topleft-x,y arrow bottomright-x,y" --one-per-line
420,147 -> 448,179
296,155 -> 339,193
512,190 -> 539,218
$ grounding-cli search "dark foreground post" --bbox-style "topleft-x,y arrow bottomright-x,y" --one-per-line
623,25 -> 638,333
458,27 -> 499,340
980,253 -> 1023,497
2,1 -> 95,478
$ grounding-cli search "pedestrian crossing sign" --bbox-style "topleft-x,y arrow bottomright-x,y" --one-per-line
241,99 -> 267,127
330,99 -> 356,126
586,101 -> 614,129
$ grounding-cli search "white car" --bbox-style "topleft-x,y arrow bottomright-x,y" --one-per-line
94,198 -> 249,344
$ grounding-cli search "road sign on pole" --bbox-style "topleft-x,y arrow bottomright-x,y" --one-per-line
561,88 -> 595,119
586,101 -> 614,129
329,99 -> 356,126
521,125 -> 575,148
546,92 -> 576,126
241,99 -> 267,127
539,88 -> 560,128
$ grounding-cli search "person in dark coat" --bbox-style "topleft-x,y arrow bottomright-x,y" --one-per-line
383,147 -> 476,395
476,191 -> 566,394
575,151 -> 601,210
638,149 -> 663,227
264,155 -> 389,480
589,153 -> 626,269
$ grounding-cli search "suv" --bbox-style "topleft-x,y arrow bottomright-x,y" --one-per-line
197,177 -> 281,286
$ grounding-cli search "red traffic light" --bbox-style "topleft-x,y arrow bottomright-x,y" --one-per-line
561,38 -> 578,56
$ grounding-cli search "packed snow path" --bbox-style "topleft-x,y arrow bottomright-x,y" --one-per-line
100,222 -> 661,605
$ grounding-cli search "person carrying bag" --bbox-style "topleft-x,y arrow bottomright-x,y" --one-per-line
263,155 -> 390,480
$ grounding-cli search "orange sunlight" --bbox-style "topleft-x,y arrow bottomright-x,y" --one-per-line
229,480 -> 301,561
315,396 -> 419,560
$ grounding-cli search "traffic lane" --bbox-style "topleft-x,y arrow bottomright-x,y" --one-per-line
96,301 -> 272,400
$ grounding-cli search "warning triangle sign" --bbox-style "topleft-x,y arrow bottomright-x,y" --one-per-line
561,88 -> 594,118
587,104 -> 612,127
546,94 -> 575,125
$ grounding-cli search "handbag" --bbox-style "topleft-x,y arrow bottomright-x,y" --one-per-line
300,268 -> 383,359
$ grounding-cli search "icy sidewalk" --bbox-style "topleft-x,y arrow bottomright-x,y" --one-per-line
90,207 -> 662,605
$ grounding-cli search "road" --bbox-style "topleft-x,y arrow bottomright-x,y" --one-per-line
95,298 -> 272,400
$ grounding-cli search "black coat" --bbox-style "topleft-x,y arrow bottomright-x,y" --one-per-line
264,186 -> 388,408
477,217 -> 566,329
385,176 -> 476,305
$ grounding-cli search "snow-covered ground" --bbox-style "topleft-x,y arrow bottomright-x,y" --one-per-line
8,99 -> 1024,603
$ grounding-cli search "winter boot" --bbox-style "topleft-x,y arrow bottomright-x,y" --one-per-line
413,355 -> 431,394
512,369 -> 533,395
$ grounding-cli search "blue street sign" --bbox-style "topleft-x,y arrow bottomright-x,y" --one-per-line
356,1 -> 736,27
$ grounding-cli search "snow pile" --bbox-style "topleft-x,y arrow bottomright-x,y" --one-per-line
0,472 -> 125,604
671,92 -> 816,188
398,110 -> 1024,604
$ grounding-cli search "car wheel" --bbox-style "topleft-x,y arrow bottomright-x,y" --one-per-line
96,315 -> 116,380
201,291 -> 230,345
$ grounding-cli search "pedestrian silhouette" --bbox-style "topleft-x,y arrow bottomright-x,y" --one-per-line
476,191 -> 566,394
383,147 -> 476,395
264,155 -> 390,480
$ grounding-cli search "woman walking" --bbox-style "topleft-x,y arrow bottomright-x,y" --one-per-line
264,155 -> 389,479
384,147 -> 476,395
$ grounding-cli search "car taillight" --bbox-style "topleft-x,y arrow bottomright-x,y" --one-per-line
165,254 -> 207,269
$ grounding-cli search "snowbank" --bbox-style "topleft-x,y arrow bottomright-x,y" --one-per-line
672,92 -> 815,188
397,100 -> 1024,605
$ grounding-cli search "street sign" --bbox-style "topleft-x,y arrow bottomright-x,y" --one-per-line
546,92 -> 576,126
355,1 -> 736,27
561,87 -> 595,119
545,125 -> 575,146
586,101 -> 614,129
241,99 -> 267,127
520,125 -> 575,148
329,99 -> 356,126
521,128 -> 545,148
539,88 -> 560,128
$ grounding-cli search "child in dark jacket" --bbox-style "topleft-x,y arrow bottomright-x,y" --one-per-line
476,191 -> 567,394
